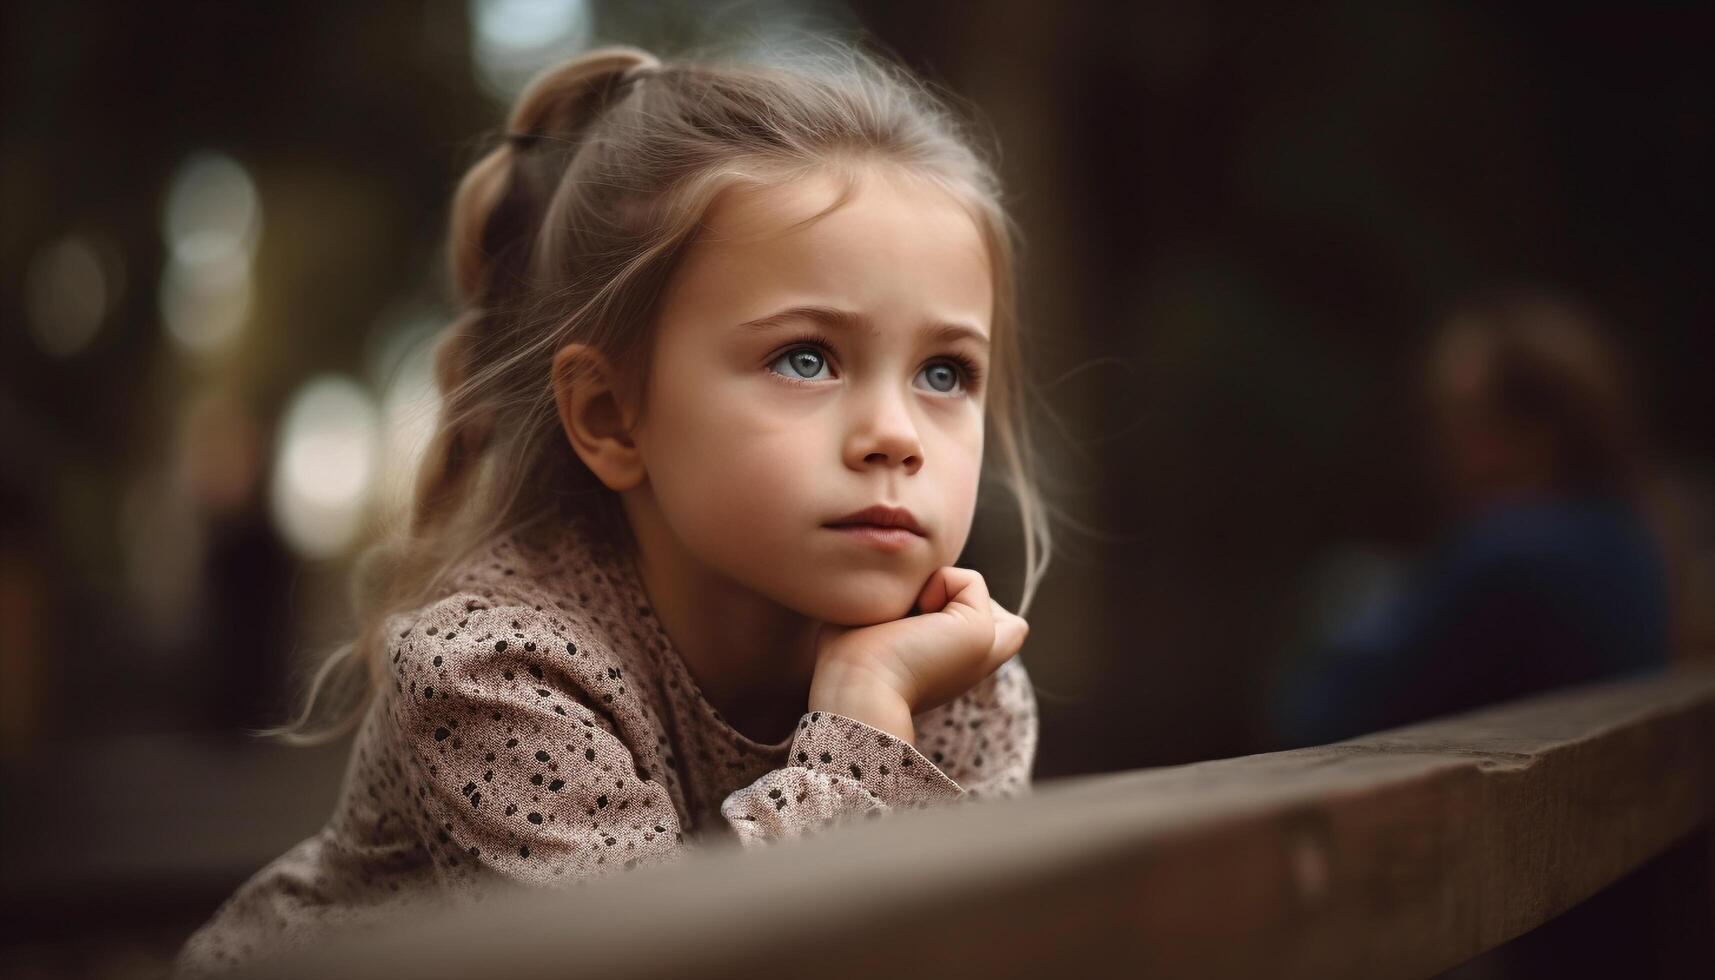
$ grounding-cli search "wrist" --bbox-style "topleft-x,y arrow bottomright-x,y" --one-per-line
807,679 -> 916,746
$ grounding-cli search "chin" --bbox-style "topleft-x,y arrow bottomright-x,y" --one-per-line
798,579 -> 918,627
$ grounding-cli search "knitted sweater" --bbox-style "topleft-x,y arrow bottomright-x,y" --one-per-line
173,511 -> 1039,976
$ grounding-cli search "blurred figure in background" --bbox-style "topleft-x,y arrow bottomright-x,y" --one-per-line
1268,286 -> 1675,747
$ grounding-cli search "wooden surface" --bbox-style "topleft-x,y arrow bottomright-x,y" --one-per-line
251,665 -> 1715,980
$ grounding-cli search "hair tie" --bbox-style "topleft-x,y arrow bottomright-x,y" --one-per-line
504,60 -> 655,154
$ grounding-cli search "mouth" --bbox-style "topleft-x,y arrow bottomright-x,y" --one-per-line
824,523 -> 923,551
825,522 -> 926,537
824,504 -> 926,537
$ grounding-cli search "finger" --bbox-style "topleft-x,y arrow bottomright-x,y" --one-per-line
916,566 -> 987,618
916,566 -> 970,613
988,598 -> 1027,632
988,626 -> 1026,670
941,569 -> 993,627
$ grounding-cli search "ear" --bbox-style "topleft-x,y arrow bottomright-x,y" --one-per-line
551,343 -> 646,492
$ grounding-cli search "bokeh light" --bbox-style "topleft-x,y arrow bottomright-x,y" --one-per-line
159,151 -> 262,353
24,232 -> 124,358
269,375 -> 381,559
469,0 -> 592,102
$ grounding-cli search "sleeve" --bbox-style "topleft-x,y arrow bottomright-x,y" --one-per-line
720,653 -> 1039,847
388,594 -> 694,888
391,593 -> 1040,883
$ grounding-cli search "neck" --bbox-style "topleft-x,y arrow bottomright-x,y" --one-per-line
617,491 -> 821,745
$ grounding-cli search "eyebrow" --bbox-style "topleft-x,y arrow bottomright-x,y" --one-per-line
736,305 -> 990,350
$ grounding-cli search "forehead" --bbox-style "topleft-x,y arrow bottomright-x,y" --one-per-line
663,166 -> 994,334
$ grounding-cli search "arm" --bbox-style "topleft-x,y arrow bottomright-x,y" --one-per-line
387,594 -> 692,886
388,593 -> 1026,885
908,653 -> 1037,801
720,654 -> 1039,844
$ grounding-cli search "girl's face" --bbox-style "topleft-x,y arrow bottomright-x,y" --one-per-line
634,165 -> 993,625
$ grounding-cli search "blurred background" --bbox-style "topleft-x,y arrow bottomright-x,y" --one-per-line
2,1 -> 1711,976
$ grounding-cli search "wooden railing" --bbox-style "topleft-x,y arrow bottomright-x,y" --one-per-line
252,664 -> 1715,980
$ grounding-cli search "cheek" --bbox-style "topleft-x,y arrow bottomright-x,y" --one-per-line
641,383 -> 814,539
933,434 -> 984,561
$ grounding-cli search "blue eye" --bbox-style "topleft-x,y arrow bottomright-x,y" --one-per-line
770,346 -> 832,382
765,331 -> 984,396
922,362 -> 959,393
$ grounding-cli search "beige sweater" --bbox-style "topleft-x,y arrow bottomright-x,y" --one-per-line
173,511 -> 1039,976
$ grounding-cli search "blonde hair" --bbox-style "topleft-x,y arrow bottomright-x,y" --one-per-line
257,38 -> 1064,746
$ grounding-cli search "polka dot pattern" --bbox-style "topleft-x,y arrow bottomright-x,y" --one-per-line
172,509 -> 1038,975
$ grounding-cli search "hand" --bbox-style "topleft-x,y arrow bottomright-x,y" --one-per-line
809,567 -> 1029,734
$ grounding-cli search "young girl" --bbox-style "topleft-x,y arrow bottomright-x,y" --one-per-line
174,39 -> 1051,977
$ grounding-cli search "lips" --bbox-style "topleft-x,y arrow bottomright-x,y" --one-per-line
825,504 -> 926,537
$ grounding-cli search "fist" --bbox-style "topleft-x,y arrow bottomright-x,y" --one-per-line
812,566 -> 1029,716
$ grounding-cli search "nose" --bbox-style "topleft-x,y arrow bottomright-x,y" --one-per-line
843,382 -> 923,474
